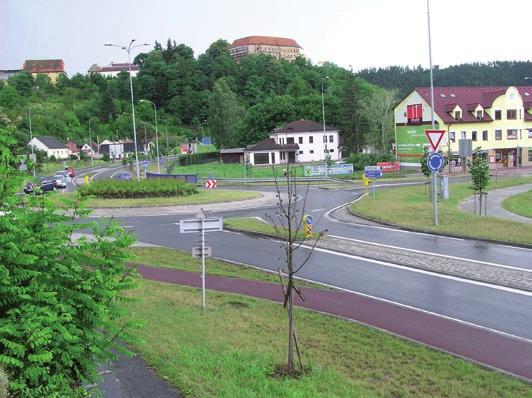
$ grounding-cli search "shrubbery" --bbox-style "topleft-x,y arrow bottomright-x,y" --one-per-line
79,178 -> 198,199
345,153 -> 396,171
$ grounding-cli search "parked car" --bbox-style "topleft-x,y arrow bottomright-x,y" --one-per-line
114,172 -> 131,180
23,182 -> 36,194
39,177 -> 56,192
55,170 -> 68,178
53,174 -> 67,188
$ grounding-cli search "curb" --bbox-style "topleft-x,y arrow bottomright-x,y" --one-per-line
347,204 -> 532,250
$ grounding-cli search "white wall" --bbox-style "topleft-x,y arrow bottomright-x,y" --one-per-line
28,138 -> 70,159
270,131 -> 340,163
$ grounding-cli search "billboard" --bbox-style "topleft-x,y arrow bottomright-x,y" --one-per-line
396,124 -> 429,159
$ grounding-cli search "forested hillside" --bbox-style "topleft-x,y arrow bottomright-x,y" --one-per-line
358,61 -> 532,97
0,39 -> 393,156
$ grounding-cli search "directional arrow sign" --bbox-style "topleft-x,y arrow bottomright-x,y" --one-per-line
425,130 -> 446,152
205,179 -> 217,189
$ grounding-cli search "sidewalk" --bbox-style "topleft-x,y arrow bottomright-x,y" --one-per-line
137,265 -> 532,381
461,183 -> 532,224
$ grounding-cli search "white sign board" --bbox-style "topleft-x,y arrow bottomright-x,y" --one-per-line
192,245 -> 212,258
304,165 -> 327,177
329,163 -> 353,175
179,217 -> 223,233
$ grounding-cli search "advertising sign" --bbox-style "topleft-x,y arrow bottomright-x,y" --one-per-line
304,164 -> 354,177
304,165 -> 326,177
377,161 -> 400,172
329,163 -> 353,175
396,124 -> 429,158
364,166 -> 382,179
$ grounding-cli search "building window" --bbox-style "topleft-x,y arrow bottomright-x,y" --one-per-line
454,111 -> 462,120
329,135 -> 334,142
494,110 -> 501,120
309,150 -> 314,154
329,149 -> 334,153
495,130 -> 502,140
507,129 -> 518,140
298,150 -> 303,154
298,137 -> 303,144
309,136 -> 313,144
507,109 -> 517,120
323,135 -> 328,143
482,130 -> 488,141
472,131 -> 477,141
461,131 -> 466,139
287,137 -> 294,144
528,129 -> 532,138
449,132 -> 455,142
476,110 -> 483,119
529,149 -> 532,162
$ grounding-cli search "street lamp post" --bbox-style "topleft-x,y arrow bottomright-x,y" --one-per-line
28,104 -> 42,177
164,120 -> 169,153
105,39 -> 149,181
140,99 -> 160,174
427,0 -> 438,226
321,76 -> 330,177
88,116 -> 98,167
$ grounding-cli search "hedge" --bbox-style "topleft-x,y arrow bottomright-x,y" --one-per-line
79,178 -> 198,199
345,153 -> 396,171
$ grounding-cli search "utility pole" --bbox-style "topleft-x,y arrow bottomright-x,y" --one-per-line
427,0 -> 438,226
321,76 -> 329,177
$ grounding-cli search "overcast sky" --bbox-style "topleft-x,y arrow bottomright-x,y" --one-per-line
2,0 -> 531,75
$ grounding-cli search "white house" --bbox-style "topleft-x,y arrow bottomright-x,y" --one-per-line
88,62 -> 139,78
28,136 -> 70,159
246,120 -> 341,166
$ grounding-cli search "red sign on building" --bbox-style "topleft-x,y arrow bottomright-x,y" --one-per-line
407,104 -> 423,124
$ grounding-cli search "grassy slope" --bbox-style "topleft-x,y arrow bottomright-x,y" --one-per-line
502,189 -> 532,218
52,190 -> 260,208
120,279 -> 531,398
351,177 -> 532,245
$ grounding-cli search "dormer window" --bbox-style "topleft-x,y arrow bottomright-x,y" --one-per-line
476,110 -> 483,120
454,110 -> 462,120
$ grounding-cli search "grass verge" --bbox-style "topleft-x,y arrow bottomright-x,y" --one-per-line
119,279 -> 531,397
127,246 -> 326,290
502,189 -> 532,218
225,217 -> 321,240
351,176 -> 532,245
52,190 -> 260,208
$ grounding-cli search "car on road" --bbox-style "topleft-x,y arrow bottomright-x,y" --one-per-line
53,174 -> 67,188
39,177 -> 56,192
23,182 -> 37,194
114,172 -> 131,180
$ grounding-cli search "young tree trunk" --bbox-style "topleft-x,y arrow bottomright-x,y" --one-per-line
287,287 -> 295,372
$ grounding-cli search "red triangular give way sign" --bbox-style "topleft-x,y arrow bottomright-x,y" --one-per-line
425,130 -> 446,152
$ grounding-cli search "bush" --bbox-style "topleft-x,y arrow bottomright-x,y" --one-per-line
79,178 -> 198,199
345,153 -> 395,171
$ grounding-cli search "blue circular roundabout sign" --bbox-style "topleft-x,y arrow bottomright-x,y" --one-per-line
427,152 -> 444,172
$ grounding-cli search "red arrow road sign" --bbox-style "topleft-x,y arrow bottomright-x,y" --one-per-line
425,130 -> 446,152
205,179 -> 217,189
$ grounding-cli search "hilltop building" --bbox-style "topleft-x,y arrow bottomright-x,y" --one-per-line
88,62 -> 140,77
229,36 -> 302,62
23,59 -> 65,82
394,86 -> 532,168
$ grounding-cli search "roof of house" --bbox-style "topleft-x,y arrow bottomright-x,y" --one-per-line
34,136 -> 67,149
231,36 -> 302,49
65,141 -> 79,152
413,86 -> 532,124
220,148 -> 245,154
246,138 -> 299,152
23,59 -> 65,73
273,119 -> 337,134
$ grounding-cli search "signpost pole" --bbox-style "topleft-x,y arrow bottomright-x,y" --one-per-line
427,0 -> 438,226
201,217 -> 206,310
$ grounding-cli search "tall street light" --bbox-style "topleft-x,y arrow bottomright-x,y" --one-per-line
427,0 -> 438,226
140,99 -> 160,174
105,39 -> 149,181
88,116 -> 98,167
321,76 -> 329,177
28,104 -> 42,177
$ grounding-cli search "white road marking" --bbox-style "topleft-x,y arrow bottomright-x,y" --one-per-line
215,255 -> 532,345
326,234 -> 532,273
312,208 -> 325,212
305,245 -> 532,297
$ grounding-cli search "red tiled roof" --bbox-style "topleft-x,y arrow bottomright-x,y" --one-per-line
414,86 -> 532,124
65,141 -> 79,153
231,36 -> 302,49
23,59 -> 65,73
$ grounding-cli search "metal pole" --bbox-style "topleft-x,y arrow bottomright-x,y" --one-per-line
321,80 -> 328,177
28,107 -> 36,177
201,218 -> 206,310
127,51 -> 140,181
427,0 -> 438,226
88,117 -> 96,167
165,120 -> 169,153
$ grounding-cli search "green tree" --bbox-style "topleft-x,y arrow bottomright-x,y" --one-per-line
10,72 -> 33,96
0,86 -> 22,109
0,129 -> 137,396
207,78 -> 243,148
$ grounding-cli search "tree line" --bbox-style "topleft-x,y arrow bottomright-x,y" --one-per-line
0,38 -> 396,157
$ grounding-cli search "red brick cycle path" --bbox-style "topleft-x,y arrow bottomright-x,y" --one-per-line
137,265 -> 532,381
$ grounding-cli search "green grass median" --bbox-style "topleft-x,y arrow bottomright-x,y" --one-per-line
502,189 -> 532,218
351,177 -> 532,245
119,278 -> 531,397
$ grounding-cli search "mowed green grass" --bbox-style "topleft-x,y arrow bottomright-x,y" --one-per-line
352,177 -> 532,245
52,190 -> 260,208
172,161 -> 307,178
502,189 -> 532,218
119,279 -> 531,398
127,246 -> 327,290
